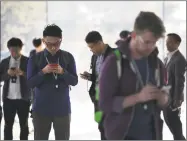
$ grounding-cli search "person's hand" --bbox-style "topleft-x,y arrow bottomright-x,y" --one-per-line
52,65 -> 64,74
80,71 -> 91,80
15,68 -> 24,76
137,84 -> 159,103
7,69 -> 16,77
42,64 -> 54,74
172,100 -> 183,110
156,90 -> 169,108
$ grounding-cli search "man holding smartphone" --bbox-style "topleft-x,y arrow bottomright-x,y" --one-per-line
27,24 -> 78,140
0,37 -> 31,140
80,31 -> 115,140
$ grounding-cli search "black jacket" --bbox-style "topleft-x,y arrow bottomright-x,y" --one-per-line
165,50 -> 187,104
89,45 -> 115,103
0,55 -> 31,102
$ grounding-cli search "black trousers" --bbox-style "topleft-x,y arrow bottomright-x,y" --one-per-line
0,105 -> 2,124
3,99 -> 30,140
163,106 -> 185,140
98,117 -> 107,140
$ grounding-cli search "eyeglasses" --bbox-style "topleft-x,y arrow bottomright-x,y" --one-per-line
43,40 -> 62,48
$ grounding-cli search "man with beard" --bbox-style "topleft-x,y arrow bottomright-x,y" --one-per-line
99,11 -> 169,140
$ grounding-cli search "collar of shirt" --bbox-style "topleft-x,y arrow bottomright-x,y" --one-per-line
10,55 -> 21,62
167,49 -> 178,59
44,49 -> 61,58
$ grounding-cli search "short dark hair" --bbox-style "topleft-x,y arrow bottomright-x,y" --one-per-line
85,31 -> 103,43
167,33 -> 182,43
43,24 -> 62,38
134,11 -> 165,38
7,37 -> 23,49
119,30 -> 130,39
32,38 -> 42,48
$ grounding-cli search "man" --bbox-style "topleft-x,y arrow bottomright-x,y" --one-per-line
99,11 -> 169,140
29,38 -> 44,57
163,33 -> 186,140
27,24 -> 78,140
80,31 -> 115,140
115,30 -> 130,46
0,37 -> 31,140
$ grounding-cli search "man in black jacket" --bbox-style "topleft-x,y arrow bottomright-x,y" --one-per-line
0,37 -> 31,140
80,31 -> 115,140
163,33 -> 186,140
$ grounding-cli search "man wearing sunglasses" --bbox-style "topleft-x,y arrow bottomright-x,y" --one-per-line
99,11 -> 169,140
27,24 -> 78,140
0,37 -> 31,140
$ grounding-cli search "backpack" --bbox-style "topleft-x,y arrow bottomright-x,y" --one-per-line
94,49 -> 125,123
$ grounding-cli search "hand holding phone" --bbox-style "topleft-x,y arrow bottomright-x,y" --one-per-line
80,71 -> 91,80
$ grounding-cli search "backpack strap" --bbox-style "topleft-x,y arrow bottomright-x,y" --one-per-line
113,49 -> 122,80
34,52 -> 44,69
60,50 -> 70,69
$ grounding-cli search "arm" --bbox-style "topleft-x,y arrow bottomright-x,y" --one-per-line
99,55 -> 140,114
27,56 -> 45,88
174,57 -> 186,101
0,59 -> 11,82
58,53 -> 78,86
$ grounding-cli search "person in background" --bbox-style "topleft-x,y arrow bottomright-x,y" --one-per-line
99,11 -> 169,140
29,38 -> 44,57
29,38 -> 44,119
115,30 -> 130,46
0,37 -> 31,140
163,33 -> 186,140
27,24 -> 78,140
80,31 -> 115,140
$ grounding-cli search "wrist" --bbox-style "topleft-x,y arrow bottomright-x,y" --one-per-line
135,92 -> 141,103
42,68 -> 46,74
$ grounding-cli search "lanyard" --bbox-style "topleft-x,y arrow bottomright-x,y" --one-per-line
45,57 -> 59,80
131,58 -> 149,88
130,58 -> 150,110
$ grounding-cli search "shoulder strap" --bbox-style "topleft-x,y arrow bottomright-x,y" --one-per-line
34,52 -> 43,68
60,50 -> 70,69
113,49 -> 122,80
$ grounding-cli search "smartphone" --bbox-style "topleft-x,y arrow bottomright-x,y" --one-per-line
49,64 -> 58,68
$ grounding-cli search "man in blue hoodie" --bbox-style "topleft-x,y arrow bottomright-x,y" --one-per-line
27,24 -> 78,140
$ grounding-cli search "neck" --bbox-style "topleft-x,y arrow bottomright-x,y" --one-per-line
36,46 -> 43,53
169,49 -> 178,53
101,44 -> 107,54
12,54 -> 21,60
129,40 -> 142,60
